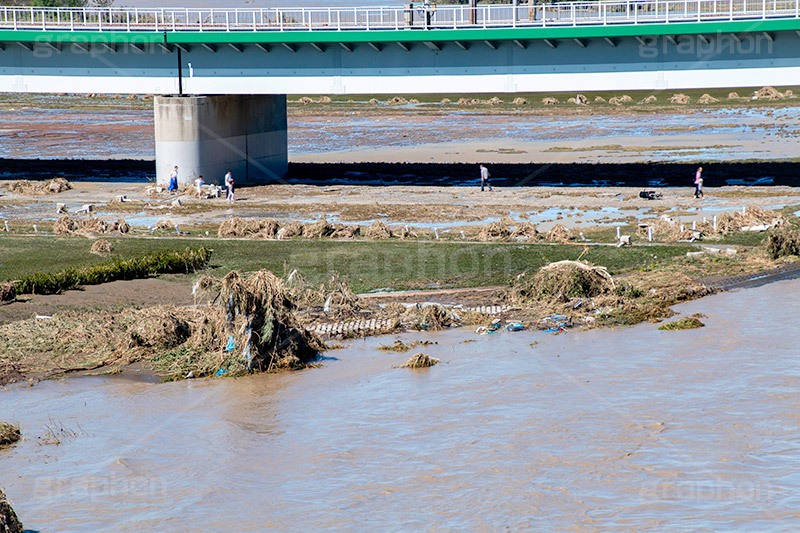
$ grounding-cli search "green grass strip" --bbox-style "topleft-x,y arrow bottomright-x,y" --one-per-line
2,247 -> 211,301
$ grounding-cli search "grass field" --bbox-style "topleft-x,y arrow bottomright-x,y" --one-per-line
0,235 -> 693,293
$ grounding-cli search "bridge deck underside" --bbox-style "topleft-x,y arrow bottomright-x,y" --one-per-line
1,29 -> 799,94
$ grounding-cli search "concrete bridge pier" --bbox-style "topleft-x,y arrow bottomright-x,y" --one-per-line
154,94 -> 288,187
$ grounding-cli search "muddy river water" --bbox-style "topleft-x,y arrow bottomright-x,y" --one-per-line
2,279 -> 800,530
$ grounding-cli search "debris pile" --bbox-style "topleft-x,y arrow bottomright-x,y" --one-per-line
512,97 -> 528,105
305,219 -> 335,238
193,270 -> 325,373
0,488 -> 23,533
0,423 -> 20,447
387,96 -> 408,105
658,315 -> 705,330
478,221 -> 511,241
640,95 -> 657,104
399,353 -> 439,369
90,239 -> 113,256
5,177 -> 71,196
766,228 -> 800,259
670,93 -> 690,104
218,217 -> 279,239
366,220 -> 393,239
567,94 -> 589,105
542,97 -> 559,105
54,215 -> 131,236
546,224 -> 572,243
509,260 -> 615,305
754,86 -> 785,100
697,93 -> 719,104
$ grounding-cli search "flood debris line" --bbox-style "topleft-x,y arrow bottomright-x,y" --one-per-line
398,353 -> 439,369
638,207 -> 785,242
4,177 -> 71,196
0,247 -> 211,302
0,489 -> 23,533
658,315 -> 706,330
0,269 -> 323,381
89,239 -> 113,256
0,423 -> 20,447
54,215 -> 130,236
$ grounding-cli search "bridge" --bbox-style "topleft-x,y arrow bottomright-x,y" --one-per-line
1,1 -> 799,185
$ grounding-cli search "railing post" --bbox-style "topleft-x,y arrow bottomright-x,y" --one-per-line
225,10 -> 229,31
697,0 -> 701,21
571,3 -> 575,25
730,0 -> 734,20
762,0 -> 766,18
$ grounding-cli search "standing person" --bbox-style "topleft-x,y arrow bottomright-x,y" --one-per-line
694,166 -> 704,198
195,175 -> 205,199
480,164 -> 492,192
225,169 -> 234,202
168,165 -> 179,192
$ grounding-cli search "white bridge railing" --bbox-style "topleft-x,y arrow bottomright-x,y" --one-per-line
0,1 -> 799,33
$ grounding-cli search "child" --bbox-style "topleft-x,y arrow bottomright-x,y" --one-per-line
195,176 -> 205,199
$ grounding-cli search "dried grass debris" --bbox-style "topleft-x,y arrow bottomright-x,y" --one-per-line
0,422 -> 21,447
331,224 -> 361,239
90,239 -> 113,256
546,224 -> 572,243
305,219 -> 335,238
5,177 -> 71,196
697,93 -> 719,104
542,97 -> 559,105
670,93 -> 690,104
766,228 -> 800,259
218,217 -> 279,239
0,487 -> 23,533
366,220 -> 393,239
509,260 -> 615,305
399,353 -> 439,369
478,221 -> 510,241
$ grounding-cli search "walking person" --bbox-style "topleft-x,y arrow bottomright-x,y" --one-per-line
694,166 -> 704,198
225,169 -> 234,202
168,165 -> 179,192
480,164 -> 492,192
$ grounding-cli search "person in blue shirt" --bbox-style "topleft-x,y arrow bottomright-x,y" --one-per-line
168,166 -> 179,192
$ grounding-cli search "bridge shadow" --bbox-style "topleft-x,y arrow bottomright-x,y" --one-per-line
287,162 -> 800,188
2,158 -> 799,188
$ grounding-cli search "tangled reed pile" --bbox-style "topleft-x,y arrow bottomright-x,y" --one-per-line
5,177 -> 71,196
0,488 -> 23,533
366,220 -> 393,239
192,270 -> 324,373
399,353 -> 439,369
0,423 -> 20,447
509,260 -> 615,305
766,228 -> 800,259
89,239 -> 113,256
54,215 -> 130,236
218,217 -> 279,238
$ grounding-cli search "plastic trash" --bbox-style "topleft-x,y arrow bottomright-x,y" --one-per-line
226,335 -> 236,352
186,371 -> 195,379
506,323 -> 525,332
216,368 -> 227,377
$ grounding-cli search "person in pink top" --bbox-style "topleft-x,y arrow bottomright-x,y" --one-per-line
694,166 -> 704,198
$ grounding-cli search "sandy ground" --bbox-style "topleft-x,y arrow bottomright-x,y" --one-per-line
2,182 -> 799,231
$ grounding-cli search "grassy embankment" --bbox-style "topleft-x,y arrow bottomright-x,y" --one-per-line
0,235 -> 692,293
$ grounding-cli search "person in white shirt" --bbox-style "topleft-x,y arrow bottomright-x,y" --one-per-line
225,170 -> 234,202
480,164 -> 492,192
195,176 -> 205,199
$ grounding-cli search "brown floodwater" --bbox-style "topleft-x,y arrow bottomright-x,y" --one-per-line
2,279 -> 800,530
